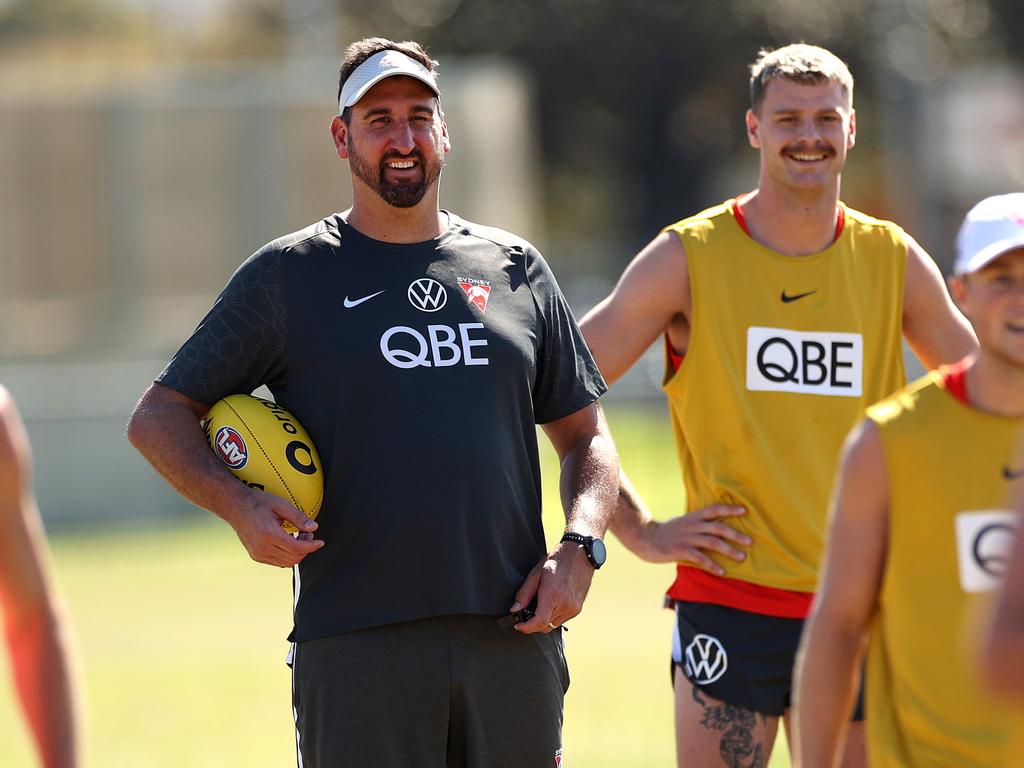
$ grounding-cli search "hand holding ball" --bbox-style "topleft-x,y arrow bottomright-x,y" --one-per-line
202,395 -> 323,534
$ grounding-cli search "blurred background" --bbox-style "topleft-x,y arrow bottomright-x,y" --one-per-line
2,0 -> 1023,525
0,0 -> 1021,765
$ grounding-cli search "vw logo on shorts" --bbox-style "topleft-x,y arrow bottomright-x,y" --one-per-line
684,633 -> 728,684
407,278 -> 447,312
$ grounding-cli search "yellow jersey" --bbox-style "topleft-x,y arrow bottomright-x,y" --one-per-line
865,369 -> 1022,767
664,199 -> 907,593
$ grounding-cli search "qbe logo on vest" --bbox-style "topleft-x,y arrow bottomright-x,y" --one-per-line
746,327 -> 863,397
955,510 -> 1018,592
683,633 -> 728,685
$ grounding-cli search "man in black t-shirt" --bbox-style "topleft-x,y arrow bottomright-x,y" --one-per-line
127,37 -> 619,767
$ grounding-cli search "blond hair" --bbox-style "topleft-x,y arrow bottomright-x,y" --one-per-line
749,44 -> 853,112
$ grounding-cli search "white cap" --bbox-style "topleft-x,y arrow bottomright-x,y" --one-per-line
338,50 -> 439,113
955,192 -> 1024,275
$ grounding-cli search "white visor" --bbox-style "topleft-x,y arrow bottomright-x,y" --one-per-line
338,50 -> 439,113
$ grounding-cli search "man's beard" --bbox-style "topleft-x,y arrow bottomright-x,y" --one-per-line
348,139 -> 443,209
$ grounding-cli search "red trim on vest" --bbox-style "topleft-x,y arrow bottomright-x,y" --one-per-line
732,194 -> 753,236
942,359 -> 971,406
731,194 -> 845,243
665,334 -> 684,373
667,565 -> 814,619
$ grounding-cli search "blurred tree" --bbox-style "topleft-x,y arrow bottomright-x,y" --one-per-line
0,0 -> 122,39
1,0 -> 1019,268
412,0 -> 867,250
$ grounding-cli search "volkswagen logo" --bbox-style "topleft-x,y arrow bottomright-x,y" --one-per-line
408,278 -> 447,312
683,633 -> 728,685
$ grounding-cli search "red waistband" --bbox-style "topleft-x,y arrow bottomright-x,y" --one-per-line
667,565 -> 814,619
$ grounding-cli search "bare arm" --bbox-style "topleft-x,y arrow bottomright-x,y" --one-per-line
794,420 -> 889,768
902,236 -> 978,370
580,230 -> 691,386
126,382 -> 323,567
0,386 -> 82,768
609,471 -> 749,572
981,471 -> 1024,698
511,403 -> 619,633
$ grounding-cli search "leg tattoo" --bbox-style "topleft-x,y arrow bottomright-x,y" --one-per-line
691,685 -> 766,768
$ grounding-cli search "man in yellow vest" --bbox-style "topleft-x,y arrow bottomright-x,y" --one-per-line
794,192 -> 1024,767
580,43 -> 976,766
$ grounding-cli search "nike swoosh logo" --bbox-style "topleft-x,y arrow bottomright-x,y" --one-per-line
1003,466 -> 1024,481
780,289 -> 818,303
343,290 -> 386,308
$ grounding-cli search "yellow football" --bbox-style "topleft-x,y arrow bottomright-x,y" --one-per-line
202,394 -> 323,534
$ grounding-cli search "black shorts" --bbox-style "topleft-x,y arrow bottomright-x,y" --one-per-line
291,614 -> 569,768
671,601 -> 864,719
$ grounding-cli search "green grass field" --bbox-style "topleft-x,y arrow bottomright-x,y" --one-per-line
0,403 -> 791,766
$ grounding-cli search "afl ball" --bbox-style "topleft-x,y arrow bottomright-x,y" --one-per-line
202,394 -> 323,534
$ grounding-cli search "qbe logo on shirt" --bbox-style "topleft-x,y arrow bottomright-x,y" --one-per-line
955,510 -> 1018,593
746,327 -> 863,397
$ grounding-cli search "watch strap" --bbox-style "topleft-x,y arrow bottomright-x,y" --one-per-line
560,531 -> 604,569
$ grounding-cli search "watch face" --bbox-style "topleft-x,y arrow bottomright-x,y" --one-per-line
591,537 -> 607,567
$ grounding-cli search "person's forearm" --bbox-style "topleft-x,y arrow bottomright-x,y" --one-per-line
983,597 -> 1024,698
558,433 -> 619,536
982,514 -> 1024,699
794,613 -> 866,768
608,470 -> 657,558
984,622 -> 1024,697
127,394 -> 250,526
7,605 -> 80,768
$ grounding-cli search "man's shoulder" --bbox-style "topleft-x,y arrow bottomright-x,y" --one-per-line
841,204 -> 907,240
260,216 -> 342,258
232,216 -> 341,278
447,214 -> 538,255
662,199 -> 735,236
866,371 -> 945,428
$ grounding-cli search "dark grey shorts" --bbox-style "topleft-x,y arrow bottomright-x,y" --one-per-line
291,614 -> 569,767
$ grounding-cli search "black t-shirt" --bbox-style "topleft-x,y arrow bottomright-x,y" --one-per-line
158,212 -> 607,641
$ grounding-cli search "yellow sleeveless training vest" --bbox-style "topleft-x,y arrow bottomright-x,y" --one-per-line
865,372 -> 1021,767
663,199 -> 906,591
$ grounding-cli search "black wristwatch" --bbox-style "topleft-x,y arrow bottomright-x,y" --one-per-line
560,531 -> 607,570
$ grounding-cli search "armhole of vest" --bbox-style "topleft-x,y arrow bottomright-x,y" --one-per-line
663,226 -> 696,391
